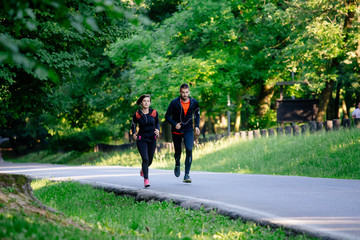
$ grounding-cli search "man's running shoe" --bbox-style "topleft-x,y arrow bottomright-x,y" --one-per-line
183,174 -> 191,183
174,165 -> 180,177
144,179 -> 150,188
140,170 -> 144,177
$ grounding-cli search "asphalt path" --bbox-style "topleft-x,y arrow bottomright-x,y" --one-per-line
1,161 -> 359,240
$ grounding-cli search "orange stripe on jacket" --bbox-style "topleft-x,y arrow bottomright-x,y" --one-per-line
150,109 -> 157,117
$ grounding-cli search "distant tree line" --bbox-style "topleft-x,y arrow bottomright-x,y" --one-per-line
1,0 -> 359,153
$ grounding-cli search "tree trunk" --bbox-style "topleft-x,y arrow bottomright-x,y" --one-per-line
235,110 -> 241,132
327,81 -> 341,119
256,83 -> 275,117
334,80 -> 341,119
234,96 -> 242,131
199,110 -> 207,138
207,115 -> 216,134
343,0 -> 356,42
342,99 -> 349,119
316,80 -> 335,122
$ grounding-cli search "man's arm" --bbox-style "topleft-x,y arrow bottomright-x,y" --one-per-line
194,101 -> 200,135
165,101 -> 178,127
194,101 -> 200,128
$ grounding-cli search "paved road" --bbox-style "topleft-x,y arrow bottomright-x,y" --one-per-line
1,161 -> 359,240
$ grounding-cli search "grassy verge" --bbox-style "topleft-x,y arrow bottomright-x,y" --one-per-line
9,128 -> 360,179
0,213 -> 109,240
0,175 -> 108,240
27,179 -> 313,239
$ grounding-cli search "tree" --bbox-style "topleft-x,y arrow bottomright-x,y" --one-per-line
283,0 -> 360,121
108,0 -> 298,131
0,0 -> 149,152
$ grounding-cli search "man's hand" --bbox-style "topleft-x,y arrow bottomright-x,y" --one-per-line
175,123 -> 181,130
132,134 -> 137,140
195,127 -> 200,135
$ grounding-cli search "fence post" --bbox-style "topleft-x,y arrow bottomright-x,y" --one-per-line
276,127 -> 283,136
253,129 -> 260,138
343,118 -> 351,129
355,118 -> 360,128
316,121 -> 323,132
240,131 -> 247,140
260,129 -> 267,138
301,124 -> 308,135
309,121 -> 316,133
325,120 -> 333,132
247,131 -> 253,140
234,132 -> 240,139
333,119 -> 341,131
285,126 -> 292,135
293,125 -> 300,135
268,128 -> 275,137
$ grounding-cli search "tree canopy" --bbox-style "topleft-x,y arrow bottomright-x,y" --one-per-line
1,0 -> 359,153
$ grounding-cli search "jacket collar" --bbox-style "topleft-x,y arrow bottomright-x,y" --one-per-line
176,97 -> 192,106
138,108 -> 153,115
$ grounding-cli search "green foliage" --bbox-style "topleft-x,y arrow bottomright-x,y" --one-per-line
106,0 -> 301,129
0,0 -> 151,152
2,0 -> 359,152
283,0 -> 360,93
247,109 -> 278,130
49,126 -> 113,152
32,180 -> 312,239
144,0 -> 183,22
107,0 -> 359,129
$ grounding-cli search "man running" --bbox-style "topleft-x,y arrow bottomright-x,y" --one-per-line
165,83 -> 200,183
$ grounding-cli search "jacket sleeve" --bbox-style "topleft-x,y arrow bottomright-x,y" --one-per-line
155,110 -> 160,131
194,101 -> 200,128
131,113 -> 137,136
165,101 -> 177,127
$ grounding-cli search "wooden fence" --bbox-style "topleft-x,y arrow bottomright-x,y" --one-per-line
94,118 -> 359,153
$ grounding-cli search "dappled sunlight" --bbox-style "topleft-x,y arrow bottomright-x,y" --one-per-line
271,217 -> 360,225
31,179 -> 50,190
82,151 -> 141,167
270,216 -> 360,235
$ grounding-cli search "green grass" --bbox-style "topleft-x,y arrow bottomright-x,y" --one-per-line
4,130 -> 357,239
25,179 -> 313,240
190,128 -> 360,179
10,128 -> 360,179
0,212 -> 109,240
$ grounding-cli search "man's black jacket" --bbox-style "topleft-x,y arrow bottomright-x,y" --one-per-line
165,97 -> 200,134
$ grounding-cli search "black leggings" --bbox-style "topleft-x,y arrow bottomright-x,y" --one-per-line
136,140 -> 156,179
172,131 -> 193,175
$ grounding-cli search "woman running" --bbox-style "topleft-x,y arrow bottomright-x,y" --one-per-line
131,94 -> 160,188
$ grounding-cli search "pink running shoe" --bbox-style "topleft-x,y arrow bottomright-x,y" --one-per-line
144,179 -> 150,188
140,170 -> 144,177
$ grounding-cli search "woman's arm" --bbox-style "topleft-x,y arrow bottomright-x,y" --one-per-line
131,113 -> 138,138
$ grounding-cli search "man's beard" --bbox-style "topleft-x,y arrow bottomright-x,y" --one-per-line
180,96 -> 188,101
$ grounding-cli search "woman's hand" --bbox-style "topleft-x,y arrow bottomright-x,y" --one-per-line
154,129 -> 160,137
133,134 -> 137,140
